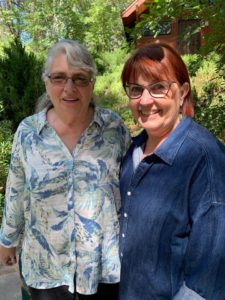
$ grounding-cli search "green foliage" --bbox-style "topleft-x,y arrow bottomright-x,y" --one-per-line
94,48 -> 140,134
0,0 -> 131,56
0,119 -> 13,189
191,53 -> 225,142
0,104 -> 13,223
94,46 -> 130,74
0,38 -> 44,130
182,54 -> 203,77
83,0 -> 128,53
0,193 -> 5,224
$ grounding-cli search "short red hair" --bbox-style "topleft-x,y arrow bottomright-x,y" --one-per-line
121,42 -> 194,117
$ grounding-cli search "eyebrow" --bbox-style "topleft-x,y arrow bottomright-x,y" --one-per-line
50,71 -> 88,77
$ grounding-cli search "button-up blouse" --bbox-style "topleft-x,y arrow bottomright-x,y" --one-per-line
0,106 -> 130,294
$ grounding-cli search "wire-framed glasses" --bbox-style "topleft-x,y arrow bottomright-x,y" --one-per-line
124,81 -> 175,99
47,73 -> 94,87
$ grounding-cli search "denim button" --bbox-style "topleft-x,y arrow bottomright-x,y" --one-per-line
124,213 -> 128,218
122,233 -> 125,238
127,191 -> 131,196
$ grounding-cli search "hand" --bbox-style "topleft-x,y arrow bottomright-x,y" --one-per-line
0,245 -> 17,266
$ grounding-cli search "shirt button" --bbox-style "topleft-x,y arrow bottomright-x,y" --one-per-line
127,191 -> 131,196
124,213 -> 128,218
120,252 -> 123,257
122,233 -> 125,238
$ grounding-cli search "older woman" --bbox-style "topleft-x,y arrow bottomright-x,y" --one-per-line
119,42 -> 225,299
0,39 -> 130,300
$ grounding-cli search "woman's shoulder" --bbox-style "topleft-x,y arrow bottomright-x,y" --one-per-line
95,107 -> 128,131
96,107 -> 122,122
186,118 -> 225,154
16,109 -> 46,135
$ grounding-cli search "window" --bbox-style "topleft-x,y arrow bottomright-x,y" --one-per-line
142,21 -> 172,37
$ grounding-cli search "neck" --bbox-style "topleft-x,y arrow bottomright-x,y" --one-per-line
46,106 -> 94,152
142,136 -> 163,158
48,106 -> 93,130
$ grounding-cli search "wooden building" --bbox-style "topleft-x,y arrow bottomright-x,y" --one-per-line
121,0 -> 208,54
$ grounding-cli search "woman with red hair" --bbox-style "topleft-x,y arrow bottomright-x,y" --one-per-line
119,42 -> 225,299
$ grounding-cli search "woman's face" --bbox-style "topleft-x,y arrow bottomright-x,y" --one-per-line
45,53 -> 94,119
129,74 -> 189,140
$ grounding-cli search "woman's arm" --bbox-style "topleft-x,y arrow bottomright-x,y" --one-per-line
174,145 -> 225,300
0,128 -> 25,247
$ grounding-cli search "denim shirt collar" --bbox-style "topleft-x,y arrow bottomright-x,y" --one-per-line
133,117 -> 192,166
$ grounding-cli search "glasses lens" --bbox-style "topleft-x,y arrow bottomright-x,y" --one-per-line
72,76 -> 91,87
48,73 -> 92,87
49,74 -> 66,85
150,82 -> 170,98
125,84 -> 143,98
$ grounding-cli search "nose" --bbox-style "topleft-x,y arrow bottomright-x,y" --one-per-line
64,78 -> 78,90
139,88 -> 154,105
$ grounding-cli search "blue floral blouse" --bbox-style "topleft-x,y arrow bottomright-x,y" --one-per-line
0,106 -> 130,294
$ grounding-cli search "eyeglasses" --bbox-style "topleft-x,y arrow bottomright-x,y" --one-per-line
47,73 -> 94,87
124,81 -> 175,99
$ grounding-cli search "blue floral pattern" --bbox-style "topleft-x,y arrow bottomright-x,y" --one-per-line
0,107 -> 130,294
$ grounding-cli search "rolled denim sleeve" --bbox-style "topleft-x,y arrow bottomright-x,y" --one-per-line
174,282 -> 205,300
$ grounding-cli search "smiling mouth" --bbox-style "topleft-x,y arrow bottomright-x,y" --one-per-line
63,98 -> 80,102
139,109 -> 161,116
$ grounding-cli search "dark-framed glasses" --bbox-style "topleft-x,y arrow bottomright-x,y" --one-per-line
47,73 -> 94,87
124,81 -> 175,99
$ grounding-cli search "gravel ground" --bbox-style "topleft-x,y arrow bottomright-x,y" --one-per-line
0,263 -> 22,299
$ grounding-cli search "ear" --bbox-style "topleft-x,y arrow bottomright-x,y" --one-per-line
180,82 -> 189,106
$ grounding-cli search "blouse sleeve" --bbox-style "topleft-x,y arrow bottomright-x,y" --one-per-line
0,128 -> 26,247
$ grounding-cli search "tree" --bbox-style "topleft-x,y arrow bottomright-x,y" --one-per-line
0,0 -> 25,55
83,0 -> 129,54
0,0 -> 131,56
0,38 -> 44,130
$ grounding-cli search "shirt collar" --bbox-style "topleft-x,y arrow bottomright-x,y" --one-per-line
90,106 -> 104,128
36,108 -> 48,134
133,117 -> 192,165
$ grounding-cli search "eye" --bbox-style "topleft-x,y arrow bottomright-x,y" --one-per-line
130,85 -> 143,96
151,82 -> 168,94
50,74 -> 66,83
73,76 -> 90,86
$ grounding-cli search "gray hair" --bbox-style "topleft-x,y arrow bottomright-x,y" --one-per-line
36,39 -> 97,112
42,39 -> 97,80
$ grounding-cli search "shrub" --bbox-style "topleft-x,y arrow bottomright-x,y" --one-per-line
0,119 -> 13,222
0,120 -> 13,189
191,53 -> 225,142
0,38 -> 45,130
183,54 -> 203,77
94,65 -> 137,133
94,46 -> 129,74
0,193 -> 4,224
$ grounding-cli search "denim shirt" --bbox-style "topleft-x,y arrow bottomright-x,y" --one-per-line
0,107 -> 130,294
119,117 -> 225,300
